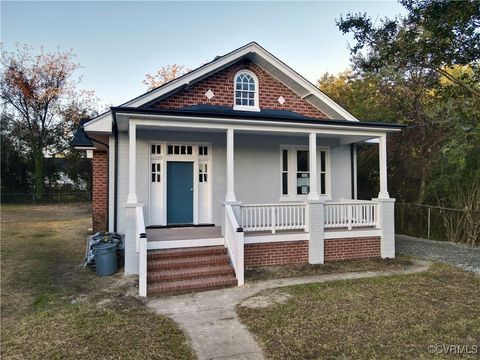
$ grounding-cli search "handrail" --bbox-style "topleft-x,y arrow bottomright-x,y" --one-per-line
240,203 -> 307,234
135,206 -> 147,297
324,201 -> 379,229
224,204 -> 244,286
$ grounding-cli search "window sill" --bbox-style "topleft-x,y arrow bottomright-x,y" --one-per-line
233,105 -> 261,112
279,195 -> 332,202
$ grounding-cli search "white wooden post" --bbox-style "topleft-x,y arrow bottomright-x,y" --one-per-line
138,234 -> 147,297
308,132 -> 319,200
378,134 -> 390,199
127,122 -> 138,204
225,128 -> 237,202
347,204 -> 352,230
271,207 -> 276,234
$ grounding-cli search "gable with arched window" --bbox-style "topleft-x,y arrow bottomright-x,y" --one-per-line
233,70 -> 259,111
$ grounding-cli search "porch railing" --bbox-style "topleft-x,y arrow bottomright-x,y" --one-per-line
240,203 -> 307,234
324,201 -> 378,229
135,206 -> 148,297
224,204 -> 244,286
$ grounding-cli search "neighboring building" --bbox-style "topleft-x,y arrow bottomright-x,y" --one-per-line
44,157 -> 88,190
73,42 -> 403,296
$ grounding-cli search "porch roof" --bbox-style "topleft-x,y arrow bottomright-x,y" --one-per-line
111,106 -> 406,131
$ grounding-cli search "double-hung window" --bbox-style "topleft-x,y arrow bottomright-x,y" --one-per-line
281,146 -> 329,198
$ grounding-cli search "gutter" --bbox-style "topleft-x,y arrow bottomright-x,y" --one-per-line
112,109 -> 119,232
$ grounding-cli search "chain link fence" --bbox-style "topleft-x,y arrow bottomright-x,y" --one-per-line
1,192 -> 91,204
396,203 -> 480,245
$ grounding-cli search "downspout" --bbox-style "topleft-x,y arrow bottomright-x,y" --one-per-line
350,143 -> 355,199
112,109 -> 119,232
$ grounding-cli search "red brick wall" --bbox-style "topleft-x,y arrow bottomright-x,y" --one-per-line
149,60 -> 328,119
244,241 -> 309,267
92,151 -> 108,232
324,237 -> 381,262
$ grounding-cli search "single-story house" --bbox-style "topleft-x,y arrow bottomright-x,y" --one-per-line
73,42 -> 403,296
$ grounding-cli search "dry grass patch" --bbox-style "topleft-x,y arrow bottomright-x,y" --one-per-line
1,203 -> 194,360
245,256 -> 413,282
238,264 -> 480,359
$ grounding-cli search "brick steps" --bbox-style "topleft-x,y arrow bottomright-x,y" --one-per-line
147,246 -> 227,260
147,246 -> 237,296
148,275 -> 237,296
148,264 -> 234,282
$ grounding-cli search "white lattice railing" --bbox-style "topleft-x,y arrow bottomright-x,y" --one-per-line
225,204 -> 244,286
324,201 -> 378,229
240,203 -> 307,234
135,206 -> 148,297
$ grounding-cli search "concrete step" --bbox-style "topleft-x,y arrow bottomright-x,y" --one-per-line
147,246 -> 226,260
148,264 -> 235,283
147,254 -> 230,271
148,275 -> 237,296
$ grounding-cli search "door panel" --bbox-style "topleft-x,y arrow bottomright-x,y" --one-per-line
167,162 -> 193,224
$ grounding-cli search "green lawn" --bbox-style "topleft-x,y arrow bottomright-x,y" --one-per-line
1,203 -> 195,360
238,264 -> 480,359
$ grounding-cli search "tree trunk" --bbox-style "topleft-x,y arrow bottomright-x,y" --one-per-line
416,165 -> 428,205
33,150 -> 44,199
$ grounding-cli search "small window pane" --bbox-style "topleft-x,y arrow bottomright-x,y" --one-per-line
181,146 -> 186,154
151,164 -> 155,172
242,83 -> 248,90
199,146 -> 203,155
151,174 -> 155,182
204,164 -> 207,172
282,173 -> 288,195
157,145 -> 161,154
297,150 -> 309,171
297,173 -> 310,195
203,147 -> 208,156
249,83 -> 255,91
204,174 -> 208,182
282,150 -> 288,171
199,174 -> 203,183
236,83 -> 241,90
157,163 -> 161,172
151,145 -> 155,154
320,151 -> 326,172
174,146 -> 180,155
249,100 -> 254,106
157,174 -> 161,182
168,145 -> 173,154
242,99 -> 247,105
321,173 -> 326,195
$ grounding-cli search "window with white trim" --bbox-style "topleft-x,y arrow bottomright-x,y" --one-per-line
233,70 -> 259,111
281,147 -> 328,197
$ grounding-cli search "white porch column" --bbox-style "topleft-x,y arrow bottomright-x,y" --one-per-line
378,134 -> 390,199
127,122 -> 138,204
308,132 -> 319,200
225,128 -> 237,202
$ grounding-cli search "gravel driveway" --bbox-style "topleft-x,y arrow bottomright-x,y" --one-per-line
396,234 -> 480,275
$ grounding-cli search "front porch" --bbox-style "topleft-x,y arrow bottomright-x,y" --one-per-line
117,112 -> 398,296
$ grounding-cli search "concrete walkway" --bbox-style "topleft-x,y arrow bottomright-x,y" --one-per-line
148,260 -> 431,360
396,234 -> 480,275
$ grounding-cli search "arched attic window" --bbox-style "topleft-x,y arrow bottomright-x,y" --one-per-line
233,70 -> 260,111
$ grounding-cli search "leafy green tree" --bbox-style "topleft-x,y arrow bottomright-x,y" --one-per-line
336,0 -> 480,97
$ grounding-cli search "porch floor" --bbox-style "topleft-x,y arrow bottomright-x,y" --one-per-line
147,226 -> 223,242
146,226 -> 308,241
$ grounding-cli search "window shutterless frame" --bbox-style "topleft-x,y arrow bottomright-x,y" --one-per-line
233,69 -> 260,112
279,145 -> 331,201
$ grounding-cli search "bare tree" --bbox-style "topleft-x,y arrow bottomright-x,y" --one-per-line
1,44 -> 84,198
143,64 -> 190,90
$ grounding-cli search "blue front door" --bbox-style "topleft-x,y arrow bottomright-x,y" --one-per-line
167,161 -> 194,224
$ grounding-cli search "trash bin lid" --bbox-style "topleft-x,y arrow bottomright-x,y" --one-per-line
94,243 -> 116,251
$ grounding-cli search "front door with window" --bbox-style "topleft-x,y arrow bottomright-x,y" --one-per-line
167,161 -> 193,224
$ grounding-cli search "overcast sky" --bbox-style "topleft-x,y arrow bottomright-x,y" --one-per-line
2,1 -> 405,106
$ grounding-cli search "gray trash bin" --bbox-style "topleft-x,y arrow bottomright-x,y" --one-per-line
94,243 -> 117,276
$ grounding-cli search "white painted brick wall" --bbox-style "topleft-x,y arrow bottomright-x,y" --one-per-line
307,201 -> 325,264
375,198 -> 396,258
